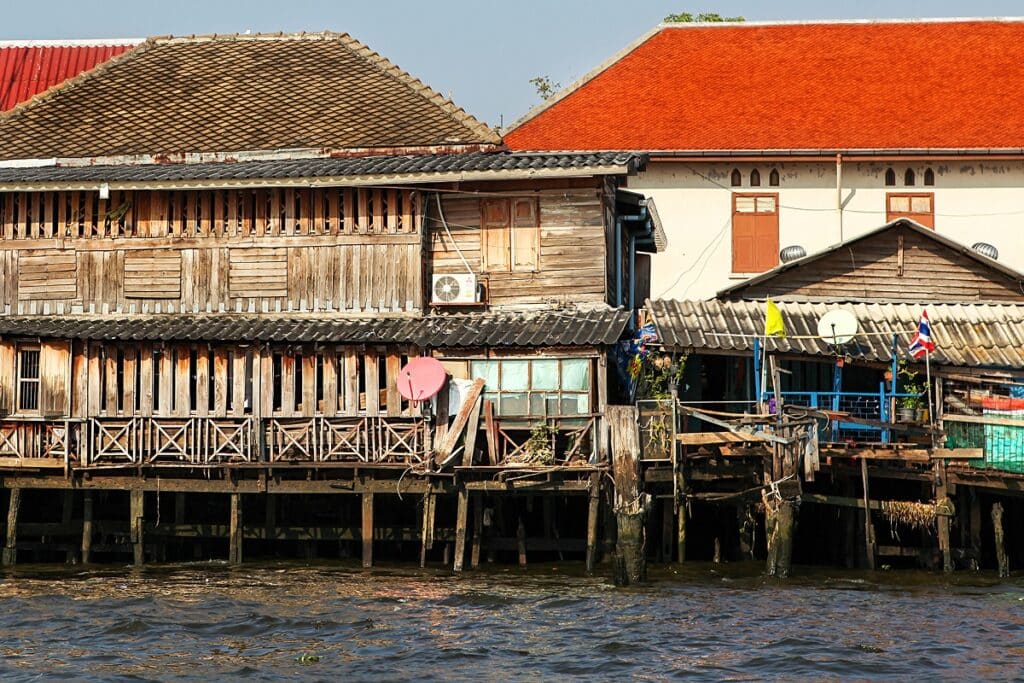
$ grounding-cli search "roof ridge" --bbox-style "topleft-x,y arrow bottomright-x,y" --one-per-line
333,32 -> 501,145
0,38 -> 144,47
658,16 -> 1024,28
0,36 -> 154,122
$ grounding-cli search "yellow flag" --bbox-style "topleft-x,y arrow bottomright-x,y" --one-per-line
765,298 -> 786,338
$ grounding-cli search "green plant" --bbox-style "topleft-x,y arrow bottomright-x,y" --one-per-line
633,352 -> 687,401
897,361 -> 927,409
528,75 -> 561,100
522,421 -> 555,464
664,11 -> 746,22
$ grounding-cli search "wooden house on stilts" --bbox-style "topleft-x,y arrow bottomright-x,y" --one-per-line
0,33 -> 662,569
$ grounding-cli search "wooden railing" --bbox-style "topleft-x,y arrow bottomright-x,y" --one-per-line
266,416 -> 427,465
0,418 -> 75,467
489,415 -> 597,465
87,417 -> 255,466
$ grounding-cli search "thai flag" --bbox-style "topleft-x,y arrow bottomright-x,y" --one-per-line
908,309 -> 936,358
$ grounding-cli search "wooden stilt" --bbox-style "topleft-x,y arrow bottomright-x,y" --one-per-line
361,492 -> 373,568
453,486 -> 469,572
993,501 -> 1009,578
81,491 -> 94,564
609,405 -> 646,585
860,458 -> 876,570
516,517 -> 527,567
737,505 -> 752,560
677,502 -> 688,563
419,490 -> 435,568
130,489 -> 144,566
62,491 -> 75,564
2,488 -> 21,566
585,472 -> 600,572
470,495 -> 483,569
935,462 -> 952,573
713,537 -> 722,564
969,488 -> 982,570
229,493 -> 243,565
661,499 -> 674,563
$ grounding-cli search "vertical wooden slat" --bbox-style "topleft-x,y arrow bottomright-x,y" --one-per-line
232,349 -> 246,417
328,189 -> 340,235
71,341 -> 89,419
213,347 -> 228,418
86,342 -> 101,416
139,344 -> 153,415
386,353 -> 401,416
321,348 -> 337,417
159,345 -> 173,417
255,189 -> 266,237
122,345 -> 136,417
313,188 -> 325,235
386,189 -> 397,233
195,349 -> 209,417
401,189 -> 413,233
344,348 -> 358,415
301,349 -> 316,417
372,189 -> 384,233
29,192 -> 40,239
228,190 -> 239,237
364,352 -> 379,416
174,344 -> 191,417
104,345 -> 118,415
357,189 -> 368,234
342,189 -> 354,234
281,352 -> 295,416
259,347 -> 273,418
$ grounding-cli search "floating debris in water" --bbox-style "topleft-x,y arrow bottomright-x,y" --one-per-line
295,653 -> 321,665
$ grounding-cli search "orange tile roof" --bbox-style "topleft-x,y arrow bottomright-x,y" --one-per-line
0,40 -> 138,111
504,19 -> 1024,152
0,33 -> 500,161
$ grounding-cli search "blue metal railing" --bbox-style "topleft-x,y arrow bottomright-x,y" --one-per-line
773,384 -> 916,443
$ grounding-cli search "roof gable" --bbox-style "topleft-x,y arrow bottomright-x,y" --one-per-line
505,19 -> 1024,152
0,33 -> 500,161
718,219 -> 1024,302
0,39 -> 138,112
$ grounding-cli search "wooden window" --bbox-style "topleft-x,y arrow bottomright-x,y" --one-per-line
750,169 -> 760,187
16,346 -> 40,413
479,198 -> 539,272
730,169 -> 742,187
924,168 -> 935,186
887,193 -> 934,228
769,169 -> 780,187
731,193 -> 779,273
124,251 -> 181,299
229,248 -> 288,298
470,357 -> 591,417
904,169 -> 916,186
18,252 -> 77,301
885,168 -> 896,186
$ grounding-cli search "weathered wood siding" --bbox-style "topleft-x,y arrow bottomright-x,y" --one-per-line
432,187 -> 608,307
733,226 -> 1024,301
0,188 -> 425,314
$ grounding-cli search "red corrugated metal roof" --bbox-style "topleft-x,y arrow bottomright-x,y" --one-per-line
0,41 -> 138,111
504,20 -> 1024,152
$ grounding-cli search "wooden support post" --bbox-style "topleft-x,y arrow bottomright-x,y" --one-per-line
516,517 -> 527,567
764,356 -> 797,578
420,490 -> 435,568
130,489 -> 145,566
935,461 -> 952,573
453,486 -> 469,572
860,458 -> 876,571
969,488 -> 982,570
586,472 -> 600,573
609,405 -> 646,585
738,505 -> 753,561
2,488 -> 21,566
62,491 -> 75,564
992,501 -> 1009,578
361,492 -> 373,568
229,493 -> 243,565
471,495 -> 483,569
81,491 -> 94,564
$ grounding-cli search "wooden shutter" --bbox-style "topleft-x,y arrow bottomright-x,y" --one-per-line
480,200 -> 511,272
511,198 -> 539,271
39,340 -> 71,417
18,252 -> 77,301
732,194 -> 779,272
229,248 -> 288,298
887,193 -> 934,228
125,250 -> 181,299
0,341 -> 14,416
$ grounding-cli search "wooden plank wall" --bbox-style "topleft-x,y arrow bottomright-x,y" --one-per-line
56,342 -> 418,419
0,188 -> 426,314
731,225 -> 1024,301
432,187 -> 608,307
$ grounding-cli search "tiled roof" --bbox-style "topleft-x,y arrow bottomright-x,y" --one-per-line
647,299 -> 1024,369
506,19 -> 1024,152
0,39 -> 139,111
0,309 -> 630,346
0,32 -> 499,161
0,151 -> 642,185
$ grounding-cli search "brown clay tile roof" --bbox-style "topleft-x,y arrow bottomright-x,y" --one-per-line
0,32 -> 500,161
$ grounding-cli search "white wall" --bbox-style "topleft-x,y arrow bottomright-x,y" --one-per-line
631,160 -> 1024,300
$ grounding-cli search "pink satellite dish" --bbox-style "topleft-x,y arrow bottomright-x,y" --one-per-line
396,357 -> 447,401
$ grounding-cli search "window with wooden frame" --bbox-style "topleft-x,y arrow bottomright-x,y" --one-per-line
732,193 -> 779,273
16,346 -> 40,413
480,198 -> 539,272
887,193 -> 934,228
470,358 -> 591,417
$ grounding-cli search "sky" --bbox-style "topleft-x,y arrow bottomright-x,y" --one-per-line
4,1 -> 1023,128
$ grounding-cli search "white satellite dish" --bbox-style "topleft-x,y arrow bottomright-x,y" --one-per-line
817,308 -> 859,345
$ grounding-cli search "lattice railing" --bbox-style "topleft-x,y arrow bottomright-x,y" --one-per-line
493,416 -> 597,465
265,416 -> 427,465
87,417 -> 255,466
0,419 -> 74,463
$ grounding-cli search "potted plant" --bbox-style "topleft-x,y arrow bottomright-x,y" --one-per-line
896,362 -> 926,422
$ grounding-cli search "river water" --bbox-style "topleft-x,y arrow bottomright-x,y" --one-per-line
0,562 -> 1021,681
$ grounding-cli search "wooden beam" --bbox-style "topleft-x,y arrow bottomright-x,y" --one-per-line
434,378 -> 485,466
993,501 -> 1009,578
130,489 -> 144,566
861,458 -> 876,571
229,493 -> 243,565
361,492 -> 373,568
2,488 -> 20,566
81,490 -> 93,563
585,471 -> 600,572
453,487 -> 469,572
470,495 -> 483,569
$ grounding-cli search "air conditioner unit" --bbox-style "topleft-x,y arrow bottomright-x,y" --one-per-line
431,273 -> 478,304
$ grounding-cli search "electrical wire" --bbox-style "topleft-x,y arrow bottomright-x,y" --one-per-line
434,192 -> 474,276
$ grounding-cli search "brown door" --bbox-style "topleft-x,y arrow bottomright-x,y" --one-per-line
732,193 -> 779,272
